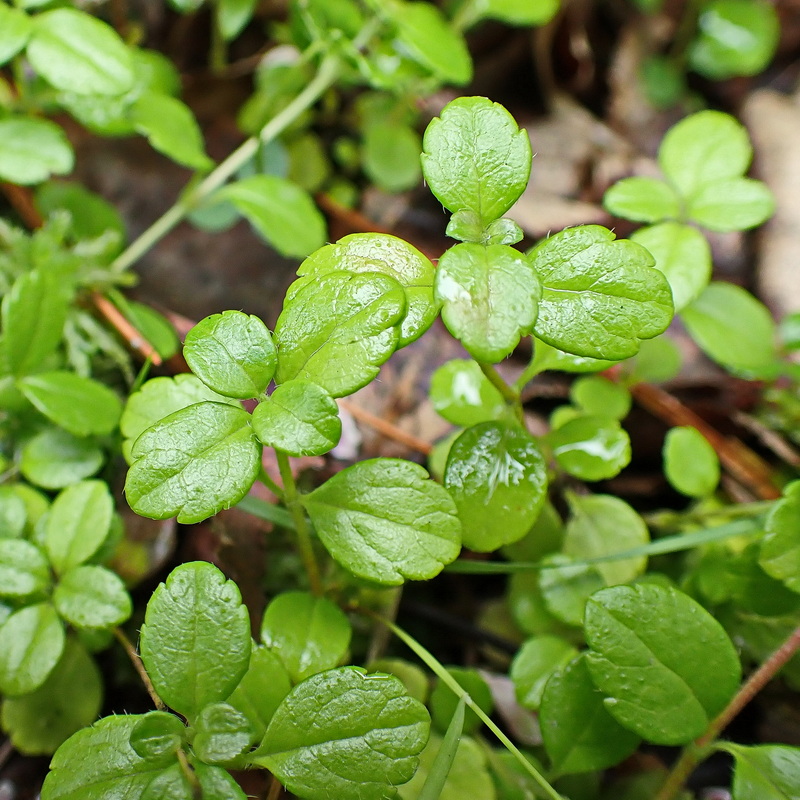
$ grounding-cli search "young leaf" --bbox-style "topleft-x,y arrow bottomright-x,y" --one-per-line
217,0 -> 259,39
274,271 -> 406,398
250,667 -> 430,800
0,117 -> 75,185
140,562 -> 251,720
218,175 -> 326,258
584,584 -> 741,744
0,5 -> 32,65
430,667 -> 493,736
663,426 -> 720,497
430,359 -> 508,427
529,226 -> 674,360
421,97 -> 531,226
252,380 -> 341,457
260,591 -> 352,683
570,376 -> 631,420
295,233 -> 438,347
125,401 -> 261,524
603,177 -> 681,223
184,310 -> 277,399
302,458 -> 461,585
686,177 -> 775,232
0,602 -> 65,696
444,421 -> 548,552
192,702 -> 252,764
20,427 -> 104,490
138,762 -> 193,800
53,565 -> 132,629
19,371 -> 122,437
540,654 -> 640,774
548,416 -> 632,481
129,711 -> 185,761
434,243 -> 541,363
27,8 -> 135,95
760,481 -> 800,594
510,635 -> 579,710
720,742 -> 800,800
539,555 -> 606,626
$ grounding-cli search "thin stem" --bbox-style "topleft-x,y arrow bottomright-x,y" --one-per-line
513,346 -> 542,392
176,747 -> 202,799
654,624 -> 800,800
114,627 -> 165,710
266,775 -> 284,800
276,451 -> 323,596
478,362 -> 523,421
258,466 -> 285,501
0,738 -> 13,772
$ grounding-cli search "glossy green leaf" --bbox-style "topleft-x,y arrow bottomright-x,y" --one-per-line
296,232 -> 437,347
721,743 -> 800,800
477,0 -> 559,25
131,91 -> 213,171
217,0 -> 258,39
689,0 -> 779,79
663,426 -> 720,497
444,421 -> 548,552
45,480 -> 113,574
501,499 -> 564,563
19,371 -> 122,437
367,659 -> 429,705
540,654 -> 640,774
549,416 -> 631,481
430,668 -> 493,736
129,711 -> 185,761
140,562 -> 251,720
0,603 -> 65,696
539,555 -> 606,626
252,380 -> 341,456
681,282 -> 778,375
527,338 -> 619,375
193,702 -> 252,764
658,111 -> 752,198
530,225 -> 673,360
251,667 -> 430,800
0,539 -> 50,601
603,177 -> 681,223
125,401 -> 261,524
563,494 -> 649,585
0,117 -> 74,185
570,376 -> 631,420
630,222 -> 711,311
20,427 -> 104,490
219,175 -> 326,258
435,243 -> 541,363
303,458 -> 461,585
510,635 -> 578,710
584,583 -> 741,744
28,8 -> 135,95
430,359 -> 508,427
363,122 -> 422,193
0,5 -> 32,65
760,481 -> 800,594
275,271 -> 405,397
184,310 -> 276,399
686,177 -> 775,232
35,181 -> 125,242
53,565 -> 132,629
139,763 -> 192,800
260,591 -> 352,683
1,637 -> 102,756
193,763 -> 248,800
421,97 -> 531,225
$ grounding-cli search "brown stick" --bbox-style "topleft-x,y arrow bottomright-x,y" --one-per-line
338,399 -> 432,456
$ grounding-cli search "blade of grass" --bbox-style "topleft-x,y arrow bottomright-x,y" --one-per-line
417,695 -> 466,800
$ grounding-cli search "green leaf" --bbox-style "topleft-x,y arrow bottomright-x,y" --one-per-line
20,427 -> 104,490
217,0 -> 258,39
477,0 -> 560,25
131,91 -> 213,171
0,487 -> 27,538
435,243 -> 541,363
540,654 -> 640,774
125,401 -> 261,524
621,336 -> 682,383
430,668 -> 493,736
45,480 -> 113,574
390,2 -> 472,85
658,110 -> 752,198
548,416 -> 631,481
53,565 -> 132,629
630,222 -> 711,311
36,181 -> 125,242
0,539 -> 50,601
193,702 -> 252,764
303,458 -> 461,585
28,8 -> 135,95
430,359 -> 508,427
140,562 -> 251,720
510,635 -> 578,710
444,421 -> 548,552
0,603 -> 65,696
193,762 -> 248,800
527,338 -> 619,375
570,376 -> 631,420
760,481 -> 800,594
251,667 -> 430,800
421,97 -> 531,225
721,743 -> 800,800
219,175 -> 326,258
584,583 -> 741,744
260,591 -> 352,683
529,225 -> 674,360
129,711 -> 185,760
296,232 -> 438,347
539,555 -> 606,626
1,637 -> 102,756
139,762 -> 193,800
603,177 -> 681,223
274,271 -> 405,398
0,4 -> 32,66
501,498 -> 564,563
681,282 -> 778,375
0,117 -> 74,185
689,0 -> 779,79
19,371 -> 122,436
118,300 -> 179,360
415,698 -> 467,800
686,177 -> 775,232
663,426 -> 720,497
367,659 -> 429,704
252,379 -> 341,456
184,310 -> 276,399
363,122 -> 422,193
563,494 -> 649,585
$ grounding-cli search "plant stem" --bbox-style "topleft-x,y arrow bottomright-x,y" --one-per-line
266,775 -> 284,800
654,624 -> 800,800
276,451 -> 323,596
258,465 -> 285,500
176,746 -> 202,799
478,362 -> 523,421
114,627 -> 166,710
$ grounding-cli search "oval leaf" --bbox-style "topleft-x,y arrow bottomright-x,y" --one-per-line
687,177 -> 775,232
53,565 -> 132,629
722,743 -> 800,800
193,702 -> 252,764
760,481 -> 800,594
603,177 -> 681,223
663,426 -> 721,498
510,635 -> 579,711
0,117 -> 74,185
549,416 -> 631,481
430,359 -> 508,427
20,427 -> 104,490
0,5 -> 32,66
0,539 -> 50,601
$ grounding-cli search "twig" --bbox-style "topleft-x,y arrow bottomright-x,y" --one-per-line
113,627 -> 166,710
266,774 -> 284,800
92,292 -> 163,366
338,399 -> 432,456
1,182 -> 43,229
0,738 -> 14,772
732,411 -> 800,470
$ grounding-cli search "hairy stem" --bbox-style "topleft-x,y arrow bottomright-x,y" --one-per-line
114,627 -> 165,710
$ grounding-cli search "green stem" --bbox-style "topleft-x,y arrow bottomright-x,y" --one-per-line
478,362 -> 523,421
236,493 -> 296,530
258,465 -> 285,501
276,451 -> 323,596
209,9 -> 227,74
114,627 -> 165,710
176,747 -> 202,799
513,346 -> 542,392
